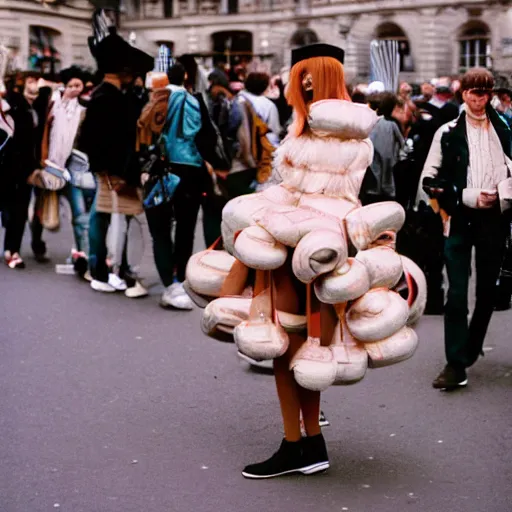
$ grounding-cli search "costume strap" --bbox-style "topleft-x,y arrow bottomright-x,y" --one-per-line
306,283 -> 321,340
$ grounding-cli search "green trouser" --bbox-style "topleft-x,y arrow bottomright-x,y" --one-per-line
444,208 -> 508,369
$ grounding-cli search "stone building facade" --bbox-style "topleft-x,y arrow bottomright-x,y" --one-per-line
122,0 -> 512,83
0,0 -> 95,74
0,0 -> 510,84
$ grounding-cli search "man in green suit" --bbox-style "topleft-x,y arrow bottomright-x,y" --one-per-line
419,68 -> 512,390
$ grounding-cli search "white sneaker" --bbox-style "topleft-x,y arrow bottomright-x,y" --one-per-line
91,279 -> 116,293
160,282 -> 194,310
108,273 -> 128,291
125,281 -> 149,299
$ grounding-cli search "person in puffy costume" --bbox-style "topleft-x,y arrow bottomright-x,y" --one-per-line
185,43 -> 426,479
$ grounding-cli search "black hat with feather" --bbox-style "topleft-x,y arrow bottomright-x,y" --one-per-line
88,10 -> 153,75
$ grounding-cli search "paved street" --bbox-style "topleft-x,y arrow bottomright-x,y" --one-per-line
1,219 -> 511,512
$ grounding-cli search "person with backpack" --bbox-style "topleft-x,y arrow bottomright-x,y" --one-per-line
198,75 -> 242,247
230,72 -> 281,197
147,62 -> 205,310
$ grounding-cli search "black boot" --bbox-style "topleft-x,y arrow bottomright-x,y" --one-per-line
301,433 -> 330,474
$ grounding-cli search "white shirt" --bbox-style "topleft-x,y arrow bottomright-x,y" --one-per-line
466,115 -> 509,190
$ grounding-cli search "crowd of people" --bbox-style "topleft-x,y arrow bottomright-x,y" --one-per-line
3,52 -> 510,311
1,14 -> 512,478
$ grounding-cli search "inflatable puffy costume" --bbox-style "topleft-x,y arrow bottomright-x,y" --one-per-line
185,44 -> 427,479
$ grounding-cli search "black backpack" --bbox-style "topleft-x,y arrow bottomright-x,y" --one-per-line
193,92 -> 231,171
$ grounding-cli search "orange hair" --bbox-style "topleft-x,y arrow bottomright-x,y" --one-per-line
286,56 -> 350,137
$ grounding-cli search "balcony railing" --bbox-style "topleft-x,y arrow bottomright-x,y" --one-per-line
124,0 -> 345,20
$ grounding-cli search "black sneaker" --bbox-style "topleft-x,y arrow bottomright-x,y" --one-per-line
242,437 -> 328,479
33,252 -> 49,263
319,411 -> 330,428
432,365 -> 468,390
73,256 -> 88,277
301,433 -> 330,474
32,241 -> 48,263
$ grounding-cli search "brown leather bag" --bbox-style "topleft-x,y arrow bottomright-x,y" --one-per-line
36,190 -> 60,232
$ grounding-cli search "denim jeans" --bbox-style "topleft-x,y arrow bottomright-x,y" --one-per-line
88,195 -> 113,283
30,184 -> 94,255
66,184 -> 94,254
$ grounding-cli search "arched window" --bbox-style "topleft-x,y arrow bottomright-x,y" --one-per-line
156,40 -> 175,55
459,22 -> 491,71
29,26 -> 62,75
211,30 -> 253,74
375,22 -> 413,72
290,28 -> 319,48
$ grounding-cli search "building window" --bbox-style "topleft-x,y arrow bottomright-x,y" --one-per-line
375,22 -> 413,72
228,0 -> 238,14
459,23 -> 491,71
290,28 -> 319,48
163,0 -> 173,18
28,26 -> 62,75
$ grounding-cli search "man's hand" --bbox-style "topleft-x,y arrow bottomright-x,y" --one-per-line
112,178 -> 128,193
141,172 -> 150,186
214,170 -> 229,180
476,189 -> 498,209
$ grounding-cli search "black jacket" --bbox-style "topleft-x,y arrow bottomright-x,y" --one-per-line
3,88 -> 50,183
433,105 -> 512,231
78,82 -> 140,185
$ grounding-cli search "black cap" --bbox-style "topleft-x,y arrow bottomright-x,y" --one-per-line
291,43 -> 345,67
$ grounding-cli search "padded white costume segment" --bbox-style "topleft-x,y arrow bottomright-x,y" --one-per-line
202,295 -> 305,337
329,318 -> 368,385
234,320 -> 289,361
202,297 -> 252,336
255,206 -> 343,248
273,102 -> 377,203
290,337 -> 338,392
355,246 -> 403,289
187,98 -> 425,384
298,194 -> 357,222
185,249 -> 239,298
400,256 -> 428,326
345,202 -> 406,251
278,312 -> 307,332
308,100 -> 380,140
364,326 -> 419,368
221,185 -> 299,253
292,229 -> 347,284
314,258 -> 370,304
346,289 -> 409,342
233,226 -> 288,270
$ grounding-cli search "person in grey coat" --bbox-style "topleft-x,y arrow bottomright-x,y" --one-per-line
361,92 -> 404,204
